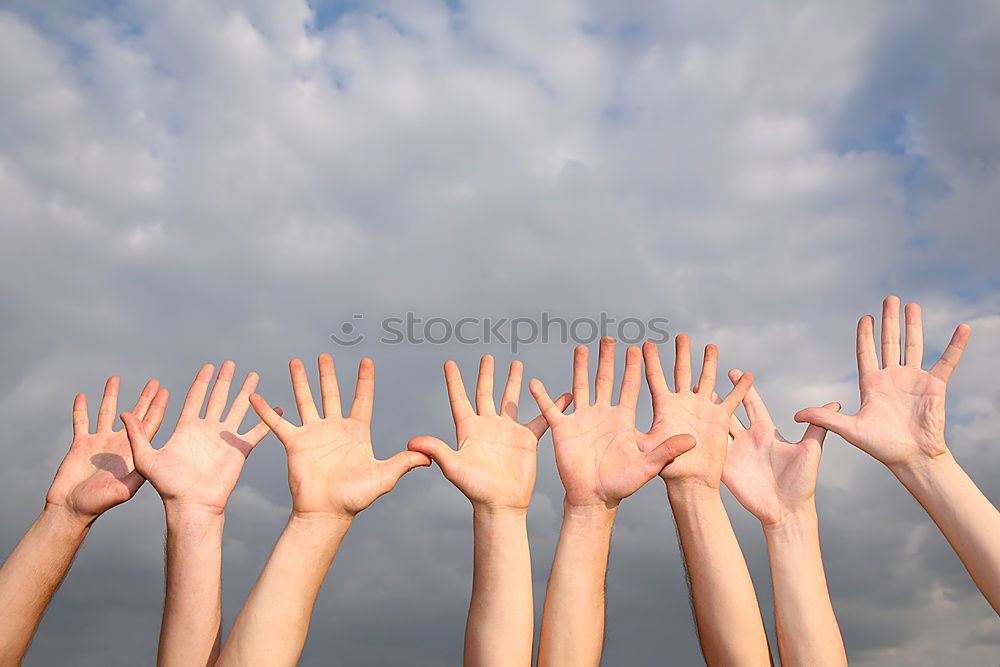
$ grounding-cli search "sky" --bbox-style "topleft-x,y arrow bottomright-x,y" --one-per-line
0,0 -> 998,664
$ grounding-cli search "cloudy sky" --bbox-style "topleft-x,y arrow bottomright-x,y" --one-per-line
1,0 -> 998,664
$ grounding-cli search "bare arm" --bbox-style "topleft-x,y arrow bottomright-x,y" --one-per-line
0,377 -> 167,664
530,339 -> 693,667
122,362 -> 274,667
722,372 -> 846,666
644,337 -> 770,666
217,355 -> 428,666
408,356 -> 570,667
796,296 -> 1000,612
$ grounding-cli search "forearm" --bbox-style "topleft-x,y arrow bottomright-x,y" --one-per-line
667,482 -> 771,667
537,501 -> 616,667
158,504 -> 226,667
0,505 -> 90,663
764,508 -> 846,667
891,450 -> 1000,612
217,513 -> 350,667
466,507 -> 533,667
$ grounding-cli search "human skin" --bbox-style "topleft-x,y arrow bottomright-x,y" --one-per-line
216,355 -> 429,667
407,356 -> 571,667
722,370 -> 847,666
642,336 -> 772,666
795,296 -> 1000,613
121,362 -> 275,667
529,337 -> 695,667
0,377 -> 168,665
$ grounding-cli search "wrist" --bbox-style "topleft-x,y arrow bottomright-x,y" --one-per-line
665,478 -> 721,504
888,448 -> 956,481
761,504 -> 819,540
40,502 -> 94,536
163,499 -> 226,518
471,503 -> 529,518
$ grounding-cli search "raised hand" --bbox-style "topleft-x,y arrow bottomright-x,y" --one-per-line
121,361 -> 273,514
530,338 -> 695,510
250,355 -> 429,519
642,335 -> 754,488
408,355 -> 570,512
47,376 -> 168,522
722,370 -> 839,526
794,296 -> 971,469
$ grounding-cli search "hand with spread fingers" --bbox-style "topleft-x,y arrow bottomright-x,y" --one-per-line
722,370 -> 840,527
218,355 -> 429,667
47,377 -> 169,521
530,338 -> 696,512
407,355 -> 570,513
642,336 -> 754,488
408,355 -> 568,667
643,335 -> 771,667
796,296 -> 1000,614
249,356 -> 430,519
794,296 -> 970,469
120,362 -> 274,667
531,337 -> 694,667
722,371 -> 847,667
0,376 -> 167,665
121,362 -> 274,515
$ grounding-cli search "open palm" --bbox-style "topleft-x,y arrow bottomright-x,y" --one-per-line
721,370 -> 838,525
251,355 -> 430,519
530,338 -> 694,509
795,296 -> 970,469
641,336 -> 754,488
409,356 -> 570,511
122,362 -> 273,513
47,376 -> 168,521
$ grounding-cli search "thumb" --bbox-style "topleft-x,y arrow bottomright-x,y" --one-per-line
407,436 -> 457,473
800,402 -> 842,447
794,406 -> 856,441
120,412 -> 156,473
379,450 -> 432,492
645,433 -> 696,473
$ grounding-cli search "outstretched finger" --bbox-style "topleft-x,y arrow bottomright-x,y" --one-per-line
594,337 -> 616,404
181,364 -> 216,418
318,353 -> 342,419
642,341 -> 671,409
475,355 -> 496,415
120,411 -> 156,473
72,393 -> 89,436
500,360 -> 523,420
131,379 -> 160,422
930,323 -> 971,383
572,345 -> 590,407
97,376 -> 120,433
241,407 -> 283,447
205,361 -> 236,421
619,345 -> 642,411
378,450 -> 432,494
225,372 -> 259,428
696,344 -> 718,396
349,358 -> 376,422
141,388 -> 170,438
728,369 -> 770,425
881,296 -> 902,368
444,360 -> 474,421
645,433 -> 696,474
249,393 -> 295,442
904,303 -> 924,368
857,315 -> 878,376
527,391 -> 572,439
290,358 -> 321,424
720,371 -> 753,414
674,335 -> 692,392
801,402 -> 841,448
528,379 -> 566,427
407,436 -> 458,476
